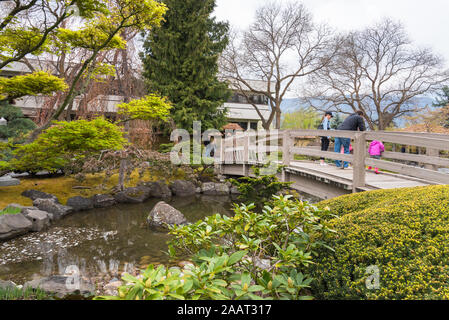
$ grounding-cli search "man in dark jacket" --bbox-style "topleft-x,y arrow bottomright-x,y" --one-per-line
335,111 -> 366,169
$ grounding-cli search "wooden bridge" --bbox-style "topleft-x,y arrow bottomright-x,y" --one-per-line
215,129 -> 449,200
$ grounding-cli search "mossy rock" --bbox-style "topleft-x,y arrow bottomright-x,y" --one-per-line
312,185 -> 449,300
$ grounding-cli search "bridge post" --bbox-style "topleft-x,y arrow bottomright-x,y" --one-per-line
282,131 -> 291,182
352,132 -> 366,192
219,135 -> 225,174
425,148 -> 439,171
242,133 -> 249,176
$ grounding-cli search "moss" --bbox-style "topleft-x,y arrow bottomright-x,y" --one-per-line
312,185 -> 449,300
0,168 -> 180,209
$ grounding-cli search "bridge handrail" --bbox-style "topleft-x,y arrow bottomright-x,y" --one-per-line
218,129 -> 449,190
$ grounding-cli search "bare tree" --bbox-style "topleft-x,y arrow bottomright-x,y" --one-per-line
220,1 -> 337,130
304,18 -> 449,130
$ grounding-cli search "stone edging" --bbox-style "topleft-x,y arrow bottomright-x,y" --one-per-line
0,180 -> 239,242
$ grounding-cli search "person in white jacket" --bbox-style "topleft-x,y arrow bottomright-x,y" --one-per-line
319,111 -> 333,166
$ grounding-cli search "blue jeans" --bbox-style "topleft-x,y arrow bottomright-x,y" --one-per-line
334,137 -> 350,168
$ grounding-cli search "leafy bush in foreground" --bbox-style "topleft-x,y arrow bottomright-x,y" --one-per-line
313,185 -> 449,300
95,195 -> 335,300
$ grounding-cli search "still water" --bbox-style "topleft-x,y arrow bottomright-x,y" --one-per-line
0,195 -> 235,284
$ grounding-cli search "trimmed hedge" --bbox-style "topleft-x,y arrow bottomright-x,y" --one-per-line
313,185 -> 449,300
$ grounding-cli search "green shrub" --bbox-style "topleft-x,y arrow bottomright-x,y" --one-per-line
312,185 -> 449,300
229,164 -> 292,206
0,103 -> 37,140
9,117 -> 126,174
95,195 -> 335,300
0,286 -> 50,300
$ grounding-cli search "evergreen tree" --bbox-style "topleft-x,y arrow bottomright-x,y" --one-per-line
0,103 -> 36,140
433,86 -> 449,108
141,0 -> 230,132
433,86 -> 449,127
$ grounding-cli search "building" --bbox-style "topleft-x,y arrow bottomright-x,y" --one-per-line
2,60 -> 273,129
221,79 -> 273,131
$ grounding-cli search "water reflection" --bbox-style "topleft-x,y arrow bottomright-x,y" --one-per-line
0,195 -> 234,284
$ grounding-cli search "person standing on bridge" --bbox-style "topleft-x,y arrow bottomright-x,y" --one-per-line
318,111 -> 334,166
335,110 -> 366,169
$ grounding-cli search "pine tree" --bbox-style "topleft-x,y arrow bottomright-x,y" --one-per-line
141,0 -> 230,132
0,103 -> 36,140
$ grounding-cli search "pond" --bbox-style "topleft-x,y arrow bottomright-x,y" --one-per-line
0,195 -> 235,285
0,192 -> 319,286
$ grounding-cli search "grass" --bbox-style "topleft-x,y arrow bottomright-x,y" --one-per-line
0,168 -> 187,209
0,206 -> 21,216
0,286 -> 51,300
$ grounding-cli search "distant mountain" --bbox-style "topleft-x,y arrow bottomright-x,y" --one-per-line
280,96 -> 436,128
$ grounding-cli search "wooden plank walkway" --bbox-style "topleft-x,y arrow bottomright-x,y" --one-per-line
288,161 -> 430,190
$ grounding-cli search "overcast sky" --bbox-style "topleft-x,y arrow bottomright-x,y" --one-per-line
214,0 -> 449,65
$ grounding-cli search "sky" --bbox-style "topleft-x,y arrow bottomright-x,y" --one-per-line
214,0 -> 449,66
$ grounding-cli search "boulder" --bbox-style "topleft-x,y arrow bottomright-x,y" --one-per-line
21,190 -> 59,202
0,176 -> 20,187
113,186 -> 151,204
32,198 -> 73,220
0,280 -> 16,290
66,196 -> 94,211
22,209 -> 51,232
201,182 -> 230,195
91,194 -> 117,208
147,201 -> 187,229
0,213 -> 33,241
230,186 -> 241,195
103,280 -> 122,296
143,181 -> 172,198
24,276 -> 96,299
169,180 -> 196,197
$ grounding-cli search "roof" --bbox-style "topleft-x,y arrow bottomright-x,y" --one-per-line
222,123 -> 244,131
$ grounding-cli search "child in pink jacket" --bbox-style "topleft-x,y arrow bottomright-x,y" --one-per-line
368,140 -> 384,174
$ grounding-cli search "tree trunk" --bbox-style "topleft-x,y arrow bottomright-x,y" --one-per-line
275,109 -> 281,130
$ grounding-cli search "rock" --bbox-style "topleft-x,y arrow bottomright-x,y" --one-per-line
0,176 -> 20,187
66,196 -> 94,211
22,209 -> 51,232
24,276 -> 96,299
0,280 -> 16,290
21,190 -> 59,202
142,181 -> 172,198
201,182 -> 215,194
113,186 -> 151,204
196,187 -> 202,193
91,194 -> 117,208
201,182 -> 230,195
103,280 -> 122,296
230,186 -> 241,195
147,201 -> 187,229
170,180 -> 196,197
32,198 -> 73,220
0,213 -> 33,241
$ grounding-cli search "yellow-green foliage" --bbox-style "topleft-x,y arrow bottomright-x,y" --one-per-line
56,26 -> 126,51
117,94 -> 172,122
313,185 -> 449,300
9,117 -> 127,173
0,71 -> 68,100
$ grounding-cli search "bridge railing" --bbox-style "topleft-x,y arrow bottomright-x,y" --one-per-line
218,129 -> 449,192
